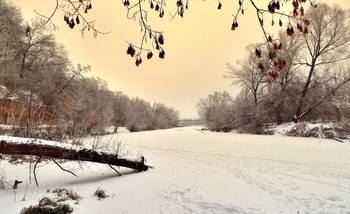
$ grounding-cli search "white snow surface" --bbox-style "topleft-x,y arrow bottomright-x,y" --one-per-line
1,126 -> 350,214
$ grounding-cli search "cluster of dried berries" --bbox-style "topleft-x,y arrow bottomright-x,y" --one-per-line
84,2 -> 92,13
265,0 -> 312,38
286,25 -> 294,36
126,45 -> 136,57
156,34 -> 166,59
123,0 -> 130,7
62,1 -> 91,30
274,58 -> 287,71
176,0 -> 186,17
126,33 -> 166,66
296,22 -> 307,34
254,34 -> 287,83
231,20 -> 238,30
268,71 -> 279,82
273,42 -> 283,51
150,1 -> 164,18
268,1 -> 280,13
64,15 -> 80,29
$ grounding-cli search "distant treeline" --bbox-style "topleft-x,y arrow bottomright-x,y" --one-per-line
0,0 -> 179,139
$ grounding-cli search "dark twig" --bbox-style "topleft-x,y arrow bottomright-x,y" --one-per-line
106,163 -> 122,176
33,156 -> 41,187
33,0 -> 60,31
52,158 -> 78,177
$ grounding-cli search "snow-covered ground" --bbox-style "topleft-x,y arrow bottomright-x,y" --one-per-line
1,126 -> 350,213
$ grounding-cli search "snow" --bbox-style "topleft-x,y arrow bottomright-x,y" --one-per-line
0,85 -> 8,99
1,126 -> 350,213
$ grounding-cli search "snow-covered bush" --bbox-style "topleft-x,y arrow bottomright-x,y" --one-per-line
286,122 -> 350,139
20,203 -> 73,214
94,187 -> 108,200
197,91 -> 235,132
20,188 -> 80,214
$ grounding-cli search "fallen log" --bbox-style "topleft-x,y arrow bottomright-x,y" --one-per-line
0,137 -> 149,172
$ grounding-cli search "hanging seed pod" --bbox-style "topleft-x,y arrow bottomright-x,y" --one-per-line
268,2 -> 275,13
159,50 -> 165,59
286,26 -> 294,36
159,10 -> 165,18
255,48 -> 262,58
292,0 -> 299,9
293,8 -> 298,17
135,57 -> 142,66
126,45 -> 136,57
276,1 -> 280,10
147,51 -> 153,59
124,0 -> 130,6
69,19 -> 75,29
268,36 -> 273,43
258,63 -> 265,72
176,0 -> 183,7
231,20 -> 238,30
76,16 -> 80,24
158,34 -> 164,45
218,2 -> 222,10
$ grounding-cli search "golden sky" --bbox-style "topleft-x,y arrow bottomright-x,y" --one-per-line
12,0 -> 350,119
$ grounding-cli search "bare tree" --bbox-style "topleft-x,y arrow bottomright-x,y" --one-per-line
111,91 -> 131,132
293,4 -> 350,122
151,102 -> 179,129
225,45 -> 269,106
197,91 -> 234,132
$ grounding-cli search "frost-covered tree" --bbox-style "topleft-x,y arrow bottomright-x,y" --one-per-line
111,91 -> 131,132
292,4 -> 350,122
0,0 -> 23,84
197,91 -> 234,132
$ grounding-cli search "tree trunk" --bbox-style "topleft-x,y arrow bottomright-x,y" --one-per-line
293,58 -> 317,123
0,139 -> 149,172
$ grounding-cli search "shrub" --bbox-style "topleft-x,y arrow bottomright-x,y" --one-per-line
20,203 -> 73,214
20,188 -> 80,214
52,188 -> 81,201
94,187 -> 108,200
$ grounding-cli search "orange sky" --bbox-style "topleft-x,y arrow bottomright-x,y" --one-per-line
12,0 -> 350,119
